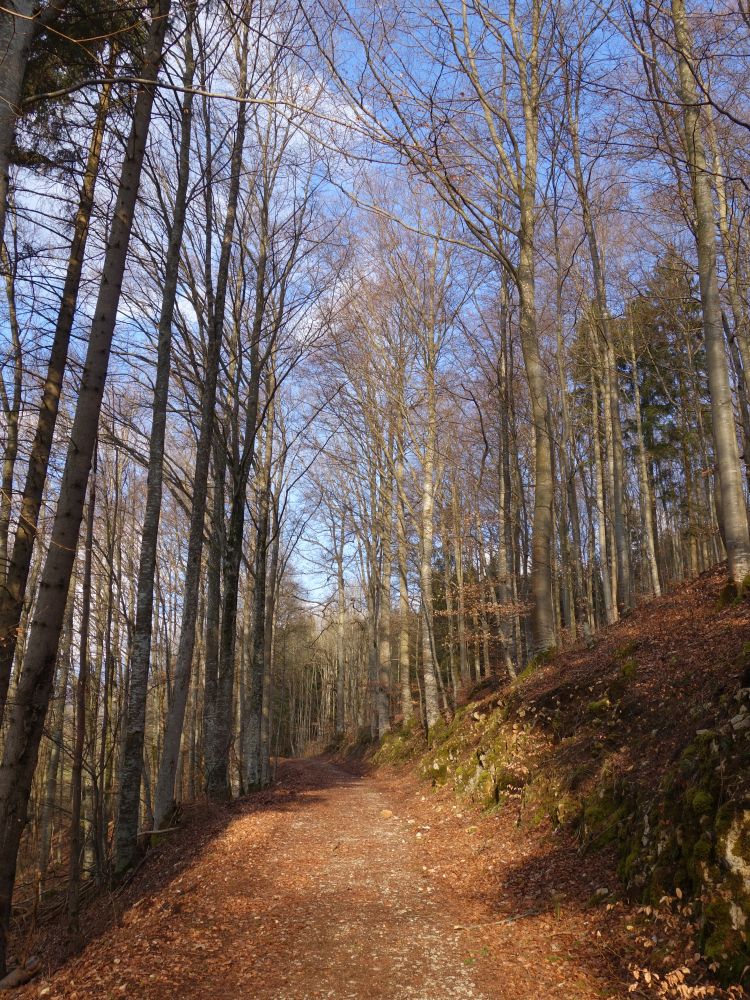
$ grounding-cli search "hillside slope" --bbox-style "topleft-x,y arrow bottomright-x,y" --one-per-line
379,566 -> 750,993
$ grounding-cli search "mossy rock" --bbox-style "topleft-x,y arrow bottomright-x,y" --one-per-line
701,897 -> 750,984
717,580 -> 740,610
716,578 -> 750,610
611,730 -> 750,982
613,640 -> 639,661
514,647 -> 557,687
374,721 -> 425,765
580,787 -> 626,848
690,789 -> 714,816
620,657 -> 637,681
587,697 -> 611,716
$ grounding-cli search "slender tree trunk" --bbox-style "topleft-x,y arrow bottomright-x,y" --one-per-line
116,18 -> 195,867
68,453 -> 96,944
244,420 -> 273,790
707,115 -> 750,402
395,427 -> 413,723
202,465 -> 225,795
450,483 -> 469,683
335,522 -> 347,733
0,244 -> 21,588
377,456 -> 393,737
592,373 -> 615,624
420,378 -> 440,729
37,579 -> 74,886
441,509 -> 460,699
670,0 -> 750,582
518,248 -> 555,653
260,500 -> 280,785
0,68 -> 113,719
629,325 -> 661,597
567,100 -> 630,612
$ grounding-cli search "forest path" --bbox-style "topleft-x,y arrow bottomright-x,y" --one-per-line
26,759 -> 623,999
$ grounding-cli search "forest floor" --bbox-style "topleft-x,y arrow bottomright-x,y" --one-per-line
15,756 -> 652,1000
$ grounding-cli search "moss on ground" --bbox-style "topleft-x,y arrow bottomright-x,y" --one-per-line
399,649 -> 750,984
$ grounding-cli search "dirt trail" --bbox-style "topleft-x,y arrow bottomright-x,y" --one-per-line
24,760 -> 625,999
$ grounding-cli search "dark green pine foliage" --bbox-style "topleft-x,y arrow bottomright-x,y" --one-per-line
15,1 -> 146,174
625,254 -> 708,523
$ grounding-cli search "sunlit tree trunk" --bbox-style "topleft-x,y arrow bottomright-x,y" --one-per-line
394,430 -> 412,722
377,449 -> 393,737
244,412 -> 274,790
117,17 -> 196,864
420,354 -> 440,729
0,241 -> 21,587
670,0 -> 750,582
566,92 -> 630,612
591,371 -> 615,624
334,514 -> 347,733
628,324 -> 661,597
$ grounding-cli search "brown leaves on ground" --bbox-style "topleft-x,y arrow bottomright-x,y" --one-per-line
15,755 -> 735,1000
7,760 -> 635,999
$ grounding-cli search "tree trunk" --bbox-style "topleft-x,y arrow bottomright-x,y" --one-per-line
0,245 -> 22,589
377,457 -> 393,737
37,578 -> 74,886
629,325 -> 661,597
335,521 -> 347,733
260,499 -> 281,785
420,377 -> 440,729
670,0 -> 750,582
0,68 -> 112,719
517,234 -> 555,653
394,423 -> 413,723
592,372 -> 616,624
243,420 -> 273,791
567,100 -> 631,612
67,453 -> 96,944
116,17 -> 195,867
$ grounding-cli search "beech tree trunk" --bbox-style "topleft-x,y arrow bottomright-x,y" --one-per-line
629,327 -> 661,597
37,579 -> 74,886
334,517 -> 347,733
420,372 -> 440,729
394,403 -> 413,722
244,417 -> 273,791
67,454 -> 96,944
377,453 -> 393,738
518,238 -> 555,654
567,98 -> 631,612
670,0 -> 750,583
0,69 -> 112,719
116,17 -> 195,867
